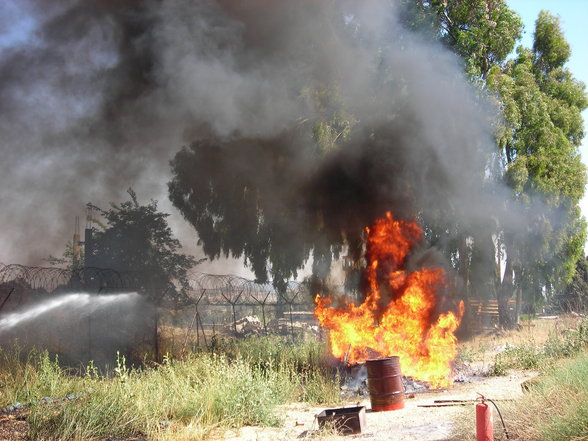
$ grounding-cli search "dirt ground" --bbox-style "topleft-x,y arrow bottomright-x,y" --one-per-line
219,316 -> 576,441
217,370 -> 536,441
0,408 -> 29,441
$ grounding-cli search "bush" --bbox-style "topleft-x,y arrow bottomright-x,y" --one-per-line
489,344 -> 543,376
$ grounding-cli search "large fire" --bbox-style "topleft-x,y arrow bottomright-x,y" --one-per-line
314,212 -> 464,389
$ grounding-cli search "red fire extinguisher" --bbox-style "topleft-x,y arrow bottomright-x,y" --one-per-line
476,400 -> 493,441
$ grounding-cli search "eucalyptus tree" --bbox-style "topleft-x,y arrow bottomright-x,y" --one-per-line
399,0 -> 523,313
402,0 -> 523,80
487,11 -> 587,325
402,4 -> 586,327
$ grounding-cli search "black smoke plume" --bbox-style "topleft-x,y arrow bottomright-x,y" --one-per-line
1,0 -> 506,289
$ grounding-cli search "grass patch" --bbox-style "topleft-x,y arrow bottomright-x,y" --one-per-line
488,317 -> 588,375
0,346 -> 85,408
204,336 -> 341,404
1,337 -> 342,440
489,344 -> 543,375
450,351 -> 588,441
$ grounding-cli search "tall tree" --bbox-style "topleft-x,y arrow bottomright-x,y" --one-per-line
400,0 -> 523,313
401,3 -> 587,328
487,11 -> 587,325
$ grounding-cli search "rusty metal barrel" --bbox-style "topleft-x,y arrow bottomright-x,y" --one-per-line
366,356 -> 405,411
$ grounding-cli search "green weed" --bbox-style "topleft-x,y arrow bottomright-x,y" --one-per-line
0,347 -> 83,408
2,337 -> 342,441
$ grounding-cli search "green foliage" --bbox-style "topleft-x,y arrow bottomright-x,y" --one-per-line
490,344 -> 542,375
455,346 -> 476,364
1,340 -> 342,440
544,320 -> 588,358
44,240 -> 85,271
208,336 -> 341,405
205,335 -> 329,369
485,9 -> 588,317
29,388 -> 137,441
306,85 -> 357,154
90,189 -> 198,302
505,155 -> 528,194
533,11 -> 571,75
530,354 -> 588,441
0,347 -> 81,408
298,368 -> 342,405
401,0 -> 523,79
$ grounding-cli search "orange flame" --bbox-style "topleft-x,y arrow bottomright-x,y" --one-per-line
314,212 -> 464,389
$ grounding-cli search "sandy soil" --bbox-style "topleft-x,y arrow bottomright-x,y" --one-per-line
218,370 -> 536,441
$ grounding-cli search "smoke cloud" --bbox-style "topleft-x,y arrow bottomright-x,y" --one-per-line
0,0 -> 509,280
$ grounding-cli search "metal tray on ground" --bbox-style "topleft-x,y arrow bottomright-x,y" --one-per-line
316,406 -> 366,435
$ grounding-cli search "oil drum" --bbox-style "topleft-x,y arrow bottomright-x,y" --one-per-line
366,356 -> 405,411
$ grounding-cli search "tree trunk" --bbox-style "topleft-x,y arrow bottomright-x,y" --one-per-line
153,308 -> 160,363
458,234 -> 470,295
498,252 -> 515,329
515,286 -> 521,324
457,234 -> 471,331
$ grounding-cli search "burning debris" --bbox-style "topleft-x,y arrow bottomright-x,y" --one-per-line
315,212 -> 464,389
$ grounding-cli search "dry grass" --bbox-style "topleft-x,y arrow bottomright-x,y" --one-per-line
450,352 -> 588,441
451,315 -> 588,441
1,337 -> 342,441
457,314 -> 583,365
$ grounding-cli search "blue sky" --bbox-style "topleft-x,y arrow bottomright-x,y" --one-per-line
507,0 -> 588,246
